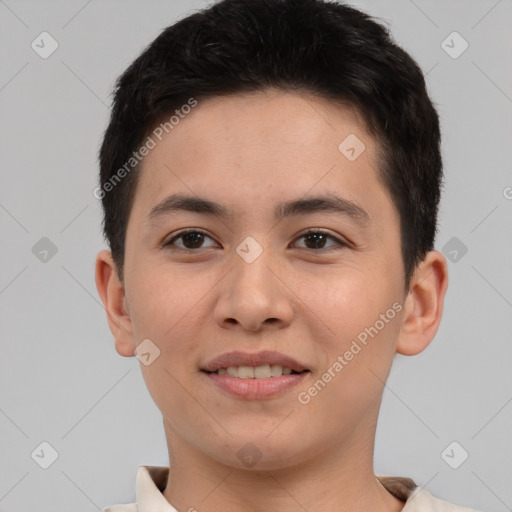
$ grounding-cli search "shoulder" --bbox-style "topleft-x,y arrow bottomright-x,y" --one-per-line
404,487 -> 481,512
377,476 -> 481,512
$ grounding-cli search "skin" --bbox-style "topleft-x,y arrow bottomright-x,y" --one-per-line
96,88 -> 448,512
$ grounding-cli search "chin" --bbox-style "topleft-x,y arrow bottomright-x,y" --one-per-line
208,436 -> 313,472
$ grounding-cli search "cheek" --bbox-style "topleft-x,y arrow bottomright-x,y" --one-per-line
126,269 -> 192,340
126,268 -> 209,377
128,272 -> 205,421
297,269 -> 400,381
296,270 -> 380,340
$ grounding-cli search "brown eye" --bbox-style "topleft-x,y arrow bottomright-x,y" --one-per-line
293,230 -> 347,250
164,229 -> 217,250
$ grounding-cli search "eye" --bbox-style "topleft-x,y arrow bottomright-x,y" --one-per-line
292,229 -> 348,250
162,228 -> 349,252
163,229 -> 218,250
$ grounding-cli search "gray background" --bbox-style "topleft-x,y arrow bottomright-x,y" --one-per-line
0,0 -> 511,510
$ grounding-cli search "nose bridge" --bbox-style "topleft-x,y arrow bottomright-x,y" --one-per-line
233,237 -> 278,308
214,235 -> 293,331
236,243 -> 273,292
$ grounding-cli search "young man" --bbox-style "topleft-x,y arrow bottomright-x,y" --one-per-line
95,0 -> 478,510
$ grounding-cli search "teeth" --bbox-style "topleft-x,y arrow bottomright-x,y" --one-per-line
216,365 -> 297,378
254,365 -> 271,378
271,364 -> 284,377
238,366 -> 254,379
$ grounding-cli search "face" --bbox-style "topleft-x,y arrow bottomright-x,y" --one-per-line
118,89 -> 410,469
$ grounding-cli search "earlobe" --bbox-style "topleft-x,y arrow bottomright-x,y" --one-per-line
396,250 -> 449,356
95,250 -> 136,357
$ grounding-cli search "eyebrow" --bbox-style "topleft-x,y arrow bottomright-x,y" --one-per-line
146,192 -> 370,226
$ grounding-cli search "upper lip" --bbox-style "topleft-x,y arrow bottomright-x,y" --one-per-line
201,350 -> 309,373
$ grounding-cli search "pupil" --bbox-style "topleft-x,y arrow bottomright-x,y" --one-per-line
306,233 -> 325,249
184,232 -> 204,248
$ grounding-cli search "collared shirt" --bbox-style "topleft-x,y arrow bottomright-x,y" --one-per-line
102,466 -> 480,512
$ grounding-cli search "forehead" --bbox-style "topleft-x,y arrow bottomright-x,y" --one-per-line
131,88 -> 392,227
162,89 -> 370,157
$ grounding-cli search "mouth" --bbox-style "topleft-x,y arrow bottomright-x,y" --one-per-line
200,350 -> 311,399
203,365 -> 307,378
201,349 -> 309,373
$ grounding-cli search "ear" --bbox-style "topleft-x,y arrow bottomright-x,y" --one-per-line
95,250 -> 136,357
396,250 -> 449,356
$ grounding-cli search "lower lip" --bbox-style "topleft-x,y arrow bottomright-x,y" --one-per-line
202,371 -> 309,400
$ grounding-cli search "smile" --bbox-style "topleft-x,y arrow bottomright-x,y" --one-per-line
209,364 -> 302,378
202,368 -> 310,400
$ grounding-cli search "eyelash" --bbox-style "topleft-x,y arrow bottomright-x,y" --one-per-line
162,228 -> 349,252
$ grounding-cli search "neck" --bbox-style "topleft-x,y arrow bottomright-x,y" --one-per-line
161,423 -> 405,512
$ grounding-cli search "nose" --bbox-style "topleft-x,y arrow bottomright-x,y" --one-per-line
213,246 -> 294,333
